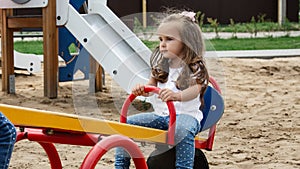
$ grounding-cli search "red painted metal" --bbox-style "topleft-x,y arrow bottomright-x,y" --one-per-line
80,135 -> 148,169
209,76 -> 222,94
15,128 -> 101,169
194,139 -> 207,149
195,76 -> 223,151
16,130 -> 62,169
11,76 -> 222,168
26,128 -> 99,146
38,142 -> 63,169
165,100 -> 176,145
120,94 -> 137,123
120,85 -> 176,145
16,130 -> 26,142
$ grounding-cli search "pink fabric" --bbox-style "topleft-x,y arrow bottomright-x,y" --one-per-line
180,11 -> 196,22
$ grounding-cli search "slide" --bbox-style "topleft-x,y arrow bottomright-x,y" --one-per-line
0,44 -> 41,74
64,2 -> 152,93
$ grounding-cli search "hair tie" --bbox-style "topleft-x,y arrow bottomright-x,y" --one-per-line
180,11 -> 196,22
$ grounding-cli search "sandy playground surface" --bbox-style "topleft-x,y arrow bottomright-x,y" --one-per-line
0,56 -> 299,169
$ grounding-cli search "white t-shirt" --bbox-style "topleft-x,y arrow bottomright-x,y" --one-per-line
150,67 -> 203,123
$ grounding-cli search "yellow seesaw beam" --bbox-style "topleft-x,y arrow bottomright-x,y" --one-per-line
0,104 -> 206,144
0,104 -> 168,143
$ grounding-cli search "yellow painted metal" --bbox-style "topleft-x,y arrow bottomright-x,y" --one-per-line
0,104 -> 167,143
0,104 -> 206,143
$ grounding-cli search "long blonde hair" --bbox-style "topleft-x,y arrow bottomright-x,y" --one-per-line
150,12 -> 209,107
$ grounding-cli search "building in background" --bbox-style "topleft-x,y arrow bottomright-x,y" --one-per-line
8,0 -> 300,28
108,0 -> 299,25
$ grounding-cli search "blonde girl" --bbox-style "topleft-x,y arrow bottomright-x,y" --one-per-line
115,11 -> 209,169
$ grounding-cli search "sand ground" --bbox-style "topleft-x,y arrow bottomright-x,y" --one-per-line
0,57 -> 299,169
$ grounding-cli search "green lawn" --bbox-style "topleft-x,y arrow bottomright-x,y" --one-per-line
143,36 -> 300,51
14,40 -> 44,55
14,36 -> 300,55
207,36 -> 300,51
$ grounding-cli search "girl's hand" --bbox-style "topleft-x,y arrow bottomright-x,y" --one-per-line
158,88 -> 181,102
132,84 -> 149,97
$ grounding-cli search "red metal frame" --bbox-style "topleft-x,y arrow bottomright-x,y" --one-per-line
120,86 -> 176,145
17,128 -> 99,146
15,128 -> 100,169
12,77 -> 222,168
16,129 -> 62,169
209,76 -> 222,95
120,77 -> 223,151
194,76 -> 223,150
81,135 -> 147,169
16,129 -> 149,169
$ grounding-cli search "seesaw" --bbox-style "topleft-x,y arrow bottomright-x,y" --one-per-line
0,79 -> 224,168
0,77 -> 224,168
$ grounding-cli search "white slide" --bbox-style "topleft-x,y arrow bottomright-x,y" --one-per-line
13,51 -> 42,74
0,42 -> 42,74
64,1 -> 152,93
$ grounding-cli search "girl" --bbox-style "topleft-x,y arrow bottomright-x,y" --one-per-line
115,11 -> 209,169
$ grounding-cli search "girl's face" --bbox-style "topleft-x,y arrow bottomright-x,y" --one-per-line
157,22 -> 184,60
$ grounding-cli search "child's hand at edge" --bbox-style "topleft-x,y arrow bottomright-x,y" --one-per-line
158,88 -> 181,102
132,84 -> 149,97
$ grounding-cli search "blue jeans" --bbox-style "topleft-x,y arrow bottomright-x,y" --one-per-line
115,113 -> 200,169
0,112 -> 16,169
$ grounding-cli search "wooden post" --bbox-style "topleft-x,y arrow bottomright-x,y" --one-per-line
142,0 -> 147,28
43,0 -> 58,98
278,0 -> 287,25
1,9 -> 14,93
90,56 -> 103,92
95,65 -> 103,92
0,9 -> 2,33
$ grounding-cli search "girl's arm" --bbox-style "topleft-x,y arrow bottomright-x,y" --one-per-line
159,84 -> 201,102
146,76 -> 157,87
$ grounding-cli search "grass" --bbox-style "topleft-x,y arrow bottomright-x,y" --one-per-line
14,35 -> 300,54
14,40 -> 44,55
207,36 -> 300,50
143,36 -> 300,51
12,19 -> 300,54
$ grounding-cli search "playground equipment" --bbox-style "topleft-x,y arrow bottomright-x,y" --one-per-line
58,0 -> 90,82
1,0 -> 151,97
1,0 -> 58,97
0,49 -> 42,74
0,0 -> 225,168
0,77 -> 224,168
13,51 -> 41,73
0,38 -> 42,74
0,1 -> 87,78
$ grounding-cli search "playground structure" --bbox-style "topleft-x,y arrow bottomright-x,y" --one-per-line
1,0 -> 151,97
0,77 -> 224,168
0,0 -> 225,168
0,49 -> 42,73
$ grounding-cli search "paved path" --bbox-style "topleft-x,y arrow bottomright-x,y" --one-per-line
138,31 -> 300,40
203,30 -> 300,39
206,49 -> 300,58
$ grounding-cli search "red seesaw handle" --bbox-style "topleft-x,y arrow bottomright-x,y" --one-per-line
120,85 -> 176,145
